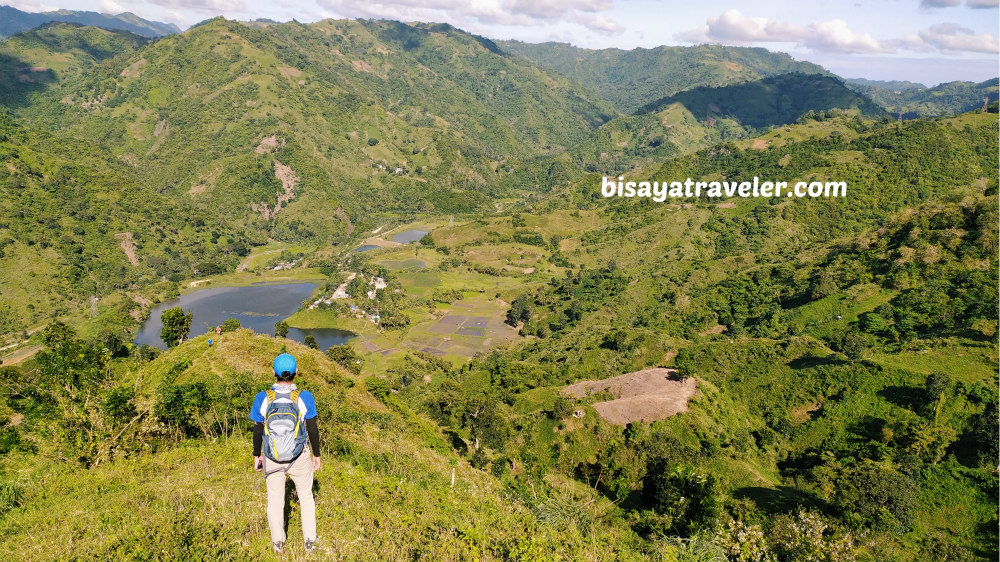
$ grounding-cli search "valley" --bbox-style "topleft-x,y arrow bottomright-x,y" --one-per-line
0,13 -> 997,562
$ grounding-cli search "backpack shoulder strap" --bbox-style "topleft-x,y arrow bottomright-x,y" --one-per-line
265,389 -> 276,404
290,389 -> 301,403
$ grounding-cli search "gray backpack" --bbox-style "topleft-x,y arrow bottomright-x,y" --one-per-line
263,388 -> 307,463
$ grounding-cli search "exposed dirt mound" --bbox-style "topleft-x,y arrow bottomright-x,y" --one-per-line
255,135 -> 285,154
250,160 -> 299,220
334,206 -> 354,236
563,367 -> 698,425
115,232 -> 139,266
120,58 -> 146,79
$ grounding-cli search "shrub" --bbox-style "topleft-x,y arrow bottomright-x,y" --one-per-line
0,480 -> 23,516
326,344 -> 362,374
365,376 -> 390,401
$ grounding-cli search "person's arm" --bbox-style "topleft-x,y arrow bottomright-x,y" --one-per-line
253,421 -> 264,456
305,417 -> 320,457
252,421 -> 264,470
302,391 -> 321,471
250,392 -> 266,471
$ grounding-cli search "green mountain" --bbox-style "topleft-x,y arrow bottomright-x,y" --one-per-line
847,77 -> 999,118
574,73 -> 885,176
498,41 -> 828,113
639,73 -> 884,128
0,5 -> 180,39
0,19 -> 616,329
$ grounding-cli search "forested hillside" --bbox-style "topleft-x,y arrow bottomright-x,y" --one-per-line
0,19 -> 617,332
498,41 -> 828,113
846,78 -> 999,119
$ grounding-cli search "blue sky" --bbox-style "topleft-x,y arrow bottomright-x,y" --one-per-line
7,0 -> 999,85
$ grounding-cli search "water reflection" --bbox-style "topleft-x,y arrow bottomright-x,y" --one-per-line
133,283 -> 354,350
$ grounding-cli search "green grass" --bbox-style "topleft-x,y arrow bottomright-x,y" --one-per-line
238,243 -> 314,271
869,338 -> 998,383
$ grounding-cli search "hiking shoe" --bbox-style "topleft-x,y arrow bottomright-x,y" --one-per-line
273,541 -> 284,553
305,539 -> 317,553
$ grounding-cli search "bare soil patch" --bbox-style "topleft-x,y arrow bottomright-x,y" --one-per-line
352,60 -> 372,72
120,58 -> 146,78
751,139 -> 770,150
699,324 -> 728,336
0,345 -> 42,366
189,166 -> 221,196
790,402 -> 821,423
563,368 -> 698,425
115,232 -> 139,266
334,206 -> 354,236
255,135 -> 285,154
146,120 -> 170,155
250,160 -> 300,220
277,65 -> 302,78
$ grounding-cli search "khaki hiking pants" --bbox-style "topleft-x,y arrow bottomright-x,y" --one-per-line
264,452 -> 316,544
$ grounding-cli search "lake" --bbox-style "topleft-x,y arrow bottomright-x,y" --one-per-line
353,244 -> 379,252
133,282 -> 355,350
392,229 -> 429,243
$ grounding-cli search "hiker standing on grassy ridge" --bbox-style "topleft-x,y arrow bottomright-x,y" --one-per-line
251,353 -> 321,554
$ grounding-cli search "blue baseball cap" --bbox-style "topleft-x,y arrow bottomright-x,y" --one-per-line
273,353 -> 297,376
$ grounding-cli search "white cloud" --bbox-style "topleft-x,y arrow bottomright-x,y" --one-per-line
702,9 -> 806,43
675,10 -> 892,54
4,0 -> 60,12
921,0 -> 961,7
804,19 -> 892,54
119,0 -> 248,13
99,0 -> 125,13
915,22 -> 1000,52
570,12 -> 624,34
314,0 -> 622,34
966,0 -> 999,7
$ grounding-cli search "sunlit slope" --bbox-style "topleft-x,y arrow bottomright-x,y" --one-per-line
2,19 -> 615,219
0,331 -> 648,562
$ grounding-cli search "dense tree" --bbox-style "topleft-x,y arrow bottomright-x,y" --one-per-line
643,465 -> 721,536
160,307 -> 193,348
326,344 -> 362,374
831,462 -> 917,532
505,294 -> 532,327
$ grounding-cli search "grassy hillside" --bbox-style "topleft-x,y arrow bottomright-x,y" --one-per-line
368,112 -> 998,561
0,111 -> 996,561
0,330 -> 671,561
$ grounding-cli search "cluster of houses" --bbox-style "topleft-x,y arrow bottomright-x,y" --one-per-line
307,271 -> 385,324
